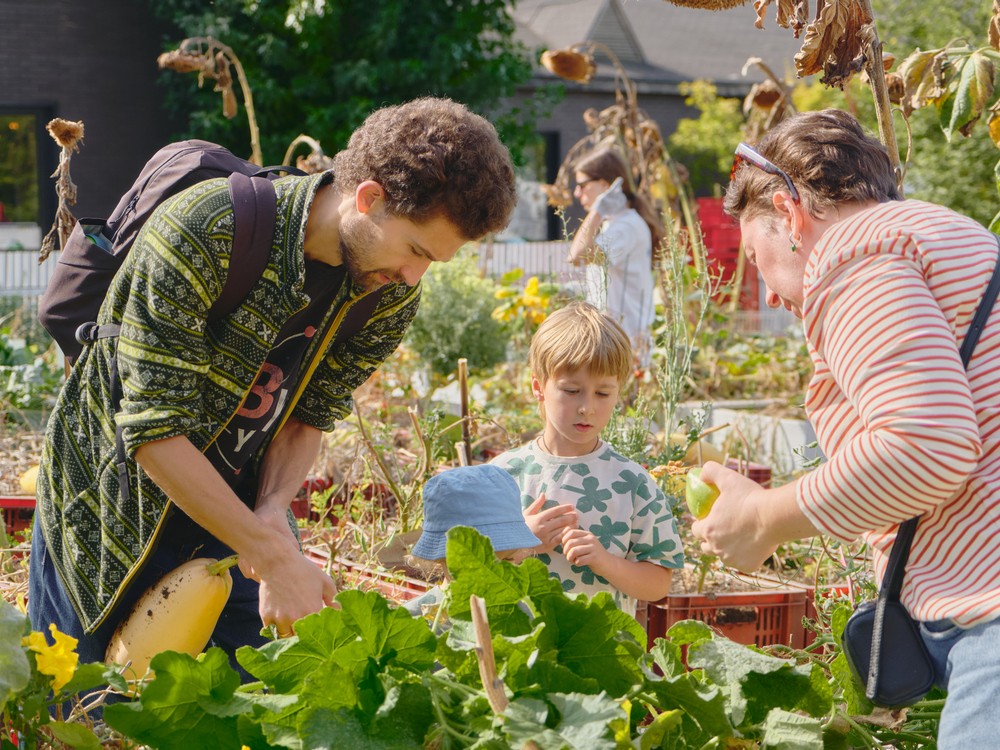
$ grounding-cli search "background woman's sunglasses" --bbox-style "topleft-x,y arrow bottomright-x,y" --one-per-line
730,142 -> 800,203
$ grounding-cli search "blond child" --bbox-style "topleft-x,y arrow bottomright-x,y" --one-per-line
491,301 -> 683,616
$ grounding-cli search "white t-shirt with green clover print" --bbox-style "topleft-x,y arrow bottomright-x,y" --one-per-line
491,440 -> 684,617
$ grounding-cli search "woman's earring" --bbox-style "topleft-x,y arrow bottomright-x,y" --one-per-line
788,232 -> 801,253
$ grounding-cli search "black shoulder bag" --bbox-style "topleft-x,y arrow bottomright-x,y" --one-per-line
841,244 -> 1000,707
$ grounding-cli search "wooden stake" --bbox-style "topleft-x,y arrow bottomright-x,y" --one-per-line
458,358 -> 471,461
470,595 -> 509,713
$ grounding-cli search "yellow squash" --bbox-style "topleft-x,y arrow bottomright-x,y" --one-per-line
19,465 -> 39,495
105,555 -> 239,682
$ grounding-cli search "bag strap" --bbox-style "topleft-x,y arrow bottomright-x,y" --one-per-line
75,170 -> 285,347
867,234 -> 1000,698
210,172 -> 277,318
106,172 -> 282,509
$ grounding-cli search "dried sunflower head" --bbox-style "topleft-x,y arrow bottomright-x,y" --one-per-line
46,119 -> 84,151
540,182 -> 573,208
541,48 -> 596,83
157,49 -> 208,74
296,152 -> 336,174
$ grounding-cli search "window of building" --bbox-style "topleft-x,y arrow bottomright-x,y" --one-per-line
0,108 -> 55,229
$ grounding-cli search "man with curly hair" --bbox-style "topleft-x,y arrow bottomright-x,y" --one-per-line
29,97 -> 517,672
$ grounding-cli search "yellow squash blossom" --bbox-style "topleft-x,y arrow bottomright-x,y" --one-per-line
23,624 -> 80,691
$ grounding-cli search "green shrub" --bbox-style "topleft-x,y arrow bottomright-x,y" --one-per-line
404,252 -> 511,378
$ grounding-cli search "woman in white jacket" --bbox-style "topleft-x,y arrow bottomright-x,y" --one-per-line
566,148 -> 663,367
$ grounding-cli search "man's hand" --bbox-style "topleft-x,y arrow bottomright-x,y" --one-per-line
524,493 -> 578,553
246,542 -> 337,638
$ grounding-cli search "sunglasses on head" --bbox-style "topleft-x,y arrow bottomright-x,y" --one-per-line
730,142 -> 800,203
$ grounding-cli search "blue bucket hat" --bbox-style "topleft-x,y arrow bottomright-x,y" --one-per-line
410,464 -> 540,561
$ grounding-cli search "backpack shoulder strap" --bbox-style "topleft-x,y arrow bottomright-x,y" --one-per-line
209,172 -> 277,320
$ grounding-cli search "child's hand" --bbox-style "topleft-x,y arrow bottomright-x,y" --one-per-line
560,528 -> 612,574
524,493 -> 578,553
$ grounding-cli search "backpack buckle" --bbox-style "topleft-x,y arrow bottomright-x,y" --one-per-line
74,321 -> 120,347
75,322 -> 100,347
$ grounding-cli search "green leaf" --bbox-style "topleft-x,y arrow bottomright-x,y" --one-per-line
944,48 -> 996,139
643,668 -> 732,742
102,648 -> 261,750
759,707 -> 824,749
664,618 -> 715,647
337,590 -> 439,675
534,594 -> 645,698
499,268 -> 525,285
638,709 -> 685,750
690,637 -> 824,727
446,526 -> 536,634
58,662 -> 113,697
239,594 -> 436,695
46,721 -> 102,750
504,693 -> 622,750
0,600 -> 30,706
649,637 -> 687,678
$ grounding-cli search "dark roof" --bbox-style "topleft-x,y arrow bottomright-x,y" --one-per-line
513,0 -> 805,92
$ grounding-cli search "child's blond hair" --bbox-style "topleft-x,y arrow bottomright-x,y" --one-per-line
529,301 -> 633,385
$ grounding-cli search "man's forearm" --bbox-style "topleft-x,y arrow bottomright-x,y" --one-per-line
134,436 -> 293,566
254,416 -> 324,513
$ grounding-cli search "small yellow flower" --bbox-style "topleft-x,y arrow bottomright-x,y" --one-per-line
23,624 -> 79,692
524,277 -> 540,296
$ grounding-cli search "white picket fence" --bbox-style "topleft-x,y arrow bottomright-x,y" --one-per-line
1,243 -> 795,334
0,250 -> 59,296
0,242 -> 573,297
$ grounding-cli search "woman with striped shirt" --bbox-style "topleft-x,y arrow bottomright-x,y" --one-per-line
692,108 -> 1000,748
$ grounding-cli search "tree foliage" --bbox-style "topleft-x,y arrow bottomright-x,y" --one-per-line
666,81 -> 745,197
875,0 -> 996,226
144,0 -> 558,166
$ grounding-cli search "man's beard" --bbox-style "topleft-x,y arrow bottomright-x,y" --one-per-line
338,216 -> 402,291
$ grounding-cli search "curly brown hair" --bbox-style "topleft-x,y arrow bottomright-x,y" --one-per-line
724,108 -> 900,222
332,97 -> 517,240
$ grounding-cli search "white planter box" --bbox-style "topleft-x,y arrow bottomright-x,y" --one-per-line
0,223 -> 42,251
677,399 -> 824,474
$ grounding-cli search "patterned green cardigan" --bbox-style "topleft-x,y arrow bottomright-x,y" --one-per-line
36,172 -> 421,633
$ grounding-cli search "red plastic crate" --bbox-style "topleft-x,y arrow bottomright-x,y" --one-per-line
1,496 -> 35,536
724,459 -> 772,487
644,588 -> 808,651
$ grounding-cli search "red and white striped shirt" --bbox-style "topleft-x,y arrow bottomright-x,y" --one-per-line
798,199 -> 1000,627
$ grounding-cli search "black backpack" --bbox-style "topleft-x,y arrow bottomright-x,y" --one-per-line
38,139 -> 301,362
